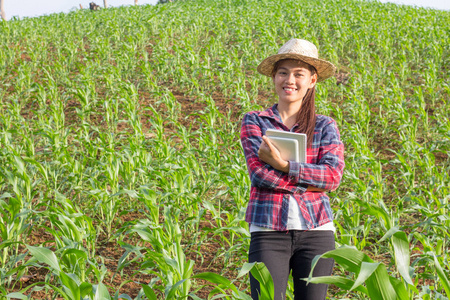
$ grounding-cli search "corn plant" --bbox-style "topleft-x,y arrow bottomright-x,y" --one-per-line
306,230 -> 421,299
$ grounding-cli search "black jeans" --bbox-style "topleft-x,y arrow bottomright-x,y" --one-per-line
248,230 -> 335,300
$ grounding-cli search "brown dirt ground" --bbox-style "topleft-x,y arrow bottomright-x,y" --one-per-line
6,210 -> 243,299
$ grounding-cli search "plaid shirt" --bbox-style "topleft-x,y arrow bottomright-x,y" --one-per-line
240,104 -> 345,231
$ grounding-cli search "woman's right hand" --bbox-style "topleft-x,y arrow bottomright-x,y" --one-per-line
258,136 -> 290,173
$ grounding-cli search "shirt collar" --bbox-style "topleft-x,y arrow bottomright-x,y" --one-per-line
258,104 -> 299,131
258,104 -> 281,120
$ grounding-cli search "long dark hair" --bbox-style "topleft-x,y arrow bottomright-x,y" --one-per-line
272,59 -> 317,148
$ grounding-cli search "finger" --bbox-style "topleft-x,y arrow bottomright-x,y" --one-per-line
262,136 -> 275,151
258,142 -> 268,157
262,135 -> 280,154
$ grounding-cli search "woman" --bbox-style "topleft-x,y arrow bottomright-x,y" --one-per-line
240,38 -> 345,300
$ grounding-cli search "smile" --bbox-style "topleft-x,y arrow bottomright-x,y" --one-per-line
283,87 -> 297,91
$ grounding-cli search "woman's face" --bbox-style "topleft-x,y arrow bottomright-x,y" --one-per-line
272,59 -> 317,107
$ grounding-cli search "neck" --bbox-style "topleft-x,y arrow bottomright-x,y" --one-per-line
277,101 -> 301,129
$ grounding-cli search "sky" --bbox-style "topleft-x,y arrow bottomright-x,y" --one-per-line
2,0 -> 449,20
3,0 -> 158,20
377,0 -> 450,10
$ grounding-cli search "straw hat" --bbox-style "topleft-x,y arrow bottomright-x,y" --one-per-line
257,39 -> 336,82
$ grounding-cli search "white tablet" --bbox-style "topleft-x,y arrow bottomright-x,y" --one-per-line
265,129 -> 307,163
266,136 -> 299,162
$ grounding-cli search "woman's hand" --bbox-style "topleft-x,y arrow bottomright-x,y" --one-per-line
258,136 -> 329,192
306,186 -> 328,192
258,136 -> 290,173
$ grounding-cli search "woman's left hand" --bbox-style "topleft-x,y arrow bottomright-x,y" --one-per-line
258,136 -> 290,173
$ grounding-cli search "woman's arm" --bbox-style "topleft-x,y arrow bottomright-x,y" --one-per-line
241,113 -> 344,193
258,135 -> 329,192
288,118 -> 345,191
240,113 -> 305,194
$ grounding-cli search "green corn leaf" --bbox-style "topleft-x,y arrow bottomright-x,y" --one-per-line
59,215 -> 83,242
379,226 -> 400,243
309,246 -> 371,278
221,225 -> 251,236
111,189 -> 138,198
141,284 -> 157,300
187,294 -> 204,300
80,282 -> 93,298
0,192 -> 13,199
433,253 -> 450,297
210,293 -> 231,300
232,290 -> 253,300
237,262 -> 274,299
22,156 -> 48,183
26,245 -> 60,274
94,283 -> 111,300
166,279 -> 187,299
304,275 -> 368,294
365,263 -> 398,300
60,272 -> 80,300
248,262 -> 274,300
13,156 -> 25,175
130,228 -> 157,242
163,257 -> 178,271
193,272 -> 237,292
237,262 -> 256,278
350,262 -> 380,291
208,287 -> 228,298
6,292 -> 28,299
391,231 -> 414,286
62,248 -> 88,260
389,276 -> 409,300
361,204 -> 392,231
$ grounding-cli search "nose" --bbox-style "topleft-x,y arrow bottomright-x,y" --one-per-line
286,73 -> 295,84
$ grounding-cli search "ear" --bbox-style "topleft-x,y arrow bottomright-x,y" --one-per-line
309,73 -> 318,88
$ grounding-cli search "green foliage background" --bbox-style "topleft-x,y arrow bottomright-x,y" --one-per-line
0,0 -> 449,298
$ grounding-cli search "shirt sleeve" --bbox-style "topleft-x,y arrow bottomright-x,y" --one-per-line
288,118 -> 345,191
240,112 -> 306,194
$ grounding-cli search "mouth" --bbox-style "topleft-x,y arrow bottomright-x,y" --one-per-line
283,87 -> 297,92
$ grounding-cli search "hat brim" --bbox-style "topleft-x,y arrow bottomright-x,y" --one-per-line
257,53 -> 336,82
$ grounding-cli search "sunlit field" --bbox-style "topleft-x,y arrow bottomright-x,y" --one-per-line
0,0 -> 449,298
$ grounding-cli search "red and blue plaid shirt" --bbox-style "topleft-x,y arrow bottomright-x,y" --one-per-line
240,104 -> 345,231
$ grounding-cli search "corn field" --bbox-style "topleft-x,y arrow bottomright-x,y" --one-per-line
0,0 -> 449,298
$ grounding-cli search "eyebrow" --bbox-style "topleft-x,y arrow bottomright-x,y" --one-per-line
277,67 -> 308,72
